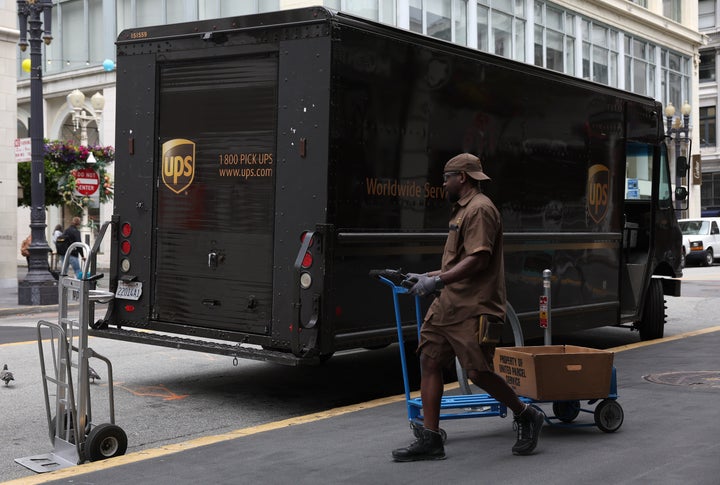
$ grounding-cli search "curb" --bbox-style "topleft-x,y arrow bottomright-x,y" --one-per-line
0,304 -> 60,318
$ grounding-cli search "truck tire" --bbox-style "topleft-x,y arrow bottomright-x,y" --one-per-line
638,278 -> 665,341
456,303 -> 524,395
704,248 -> 714,267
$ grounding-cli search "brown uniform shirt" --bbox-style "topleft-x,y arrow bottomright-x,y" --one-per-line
427,189 -> 506,325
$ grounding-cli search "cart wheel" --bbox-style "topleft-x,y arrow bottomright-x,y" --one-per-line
594,399 -> 624,433
552,400 -> 581,423
85,423 -> 128,461
409,422 -> 447,443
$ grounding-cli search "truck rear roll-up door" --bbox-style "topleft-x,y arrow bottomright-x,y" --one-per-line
153,54 -> 278,334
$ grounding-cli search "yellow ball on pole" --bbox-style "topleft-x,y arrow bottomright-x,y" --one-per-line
21,59 -> 31,72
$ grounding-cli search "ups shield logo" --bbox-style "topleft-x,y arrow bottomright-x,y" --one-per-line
587,164 -> 609,224
162,139 -> 195,194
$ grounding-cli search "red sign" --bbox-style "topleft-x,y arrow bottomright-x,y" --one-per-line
75,168 -> 99,196
539,296 -> 548,328
14,138 -> 31,162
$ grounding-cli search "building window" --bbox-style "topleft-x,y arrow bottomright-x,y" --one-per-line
325,0 -> 396,24
663,0 -> 681,23
43,0 -> 104,73
410,0 -> 468,46
198,0 -> 279,20
534,2 -> 574,74
700,50 -> 716,83
701,173 -> 720,210
624,36 -> 655,97
629,0 -> 647,7
477,0 -> 525,61
661,49 -> 691,116
700,0 -> 716,30
700,106 -> 717,148
581,19 -> 618,87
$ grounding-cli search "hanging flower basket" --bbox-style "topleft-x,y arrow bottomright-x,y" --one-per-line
17,139 -> 114,210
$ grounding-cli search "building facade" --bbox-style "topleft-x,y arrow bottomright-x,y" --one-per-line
699,0 -> 720,214
6,0 -> 705,282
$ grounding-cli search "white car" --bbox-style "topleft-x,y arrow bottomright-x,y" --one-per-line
679,218 -> 720,266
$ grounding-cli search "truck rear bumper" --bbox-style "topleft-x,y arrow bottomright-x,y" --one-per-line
88,327 -> 315,366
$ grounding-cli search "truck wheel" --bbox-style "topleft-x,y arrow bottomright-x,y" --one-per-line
85,423 -> 127,461
704,248 -> 714,266
457,303 -> 524,395
638,278 -> 665,341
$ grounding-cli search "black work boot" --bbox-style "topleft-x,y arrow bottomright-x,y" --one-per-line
392,428 -> 446,462
512,405 -> 544,455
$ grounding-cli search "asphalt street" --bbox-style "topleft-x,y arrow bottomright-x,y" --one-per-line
0,267 -> 719,484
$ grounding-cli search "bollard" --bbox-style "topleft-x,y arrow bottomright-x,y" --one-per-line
541,269 -> 552,345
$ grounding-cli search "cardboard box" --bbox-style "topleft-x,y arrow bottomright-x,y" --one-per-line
493,345 -> 614,401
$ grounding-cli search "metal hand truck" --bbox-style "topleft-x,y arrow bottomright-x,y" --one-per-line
16,222 -> 127,473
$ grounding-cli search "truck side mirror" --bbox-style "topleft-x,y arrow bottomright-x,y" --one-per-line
675,156 -> 688,178
675,186 -> 688,201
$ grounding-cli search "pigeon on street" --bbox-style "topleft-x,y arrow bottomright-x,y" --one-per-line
1,364 -> 14,386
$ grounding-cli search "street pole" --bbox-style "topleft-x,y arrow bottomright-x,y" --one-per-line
664,101 -> 692,220
17,0 -> 57,305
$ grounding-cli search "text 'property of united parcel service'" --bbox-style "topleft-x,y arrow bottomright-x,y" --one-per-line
218,153 -> 273,179
497,354 -> 527,387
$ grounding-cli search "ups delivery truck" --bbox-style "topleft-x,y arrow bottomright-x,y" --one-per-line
93,7 -> 683,364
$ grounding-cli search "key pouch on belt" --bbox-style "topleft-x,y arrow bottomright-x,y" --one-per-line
479,314 -> 504,345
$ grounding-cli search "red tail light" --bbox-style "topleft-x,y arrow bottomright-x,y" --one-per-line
121,222 -> 132,237
120,240 -> 131,255
300,231 -> 314,247
302,252 -> 313,268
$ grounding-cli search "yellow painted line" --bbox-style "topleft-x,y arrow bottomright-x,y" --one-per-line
4,328 -> 720,484
608,325 -> 720,353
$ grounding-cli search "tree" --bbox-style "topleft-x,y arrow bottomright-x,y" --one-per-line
17,140 -> 114,211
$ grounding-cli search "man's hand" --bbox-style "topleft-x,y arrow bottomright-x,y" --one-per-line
408,274 -> 444,296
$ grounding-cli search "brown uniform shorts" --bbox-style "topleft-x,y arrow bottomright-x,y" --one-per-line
417,315 -> 495,372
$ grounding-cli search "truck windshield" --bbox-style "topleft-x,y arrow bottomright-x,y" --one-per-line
680,220 -> 710,235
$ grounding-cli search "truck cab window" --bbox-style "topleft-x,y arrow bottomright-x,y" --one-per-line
625,142 -> 653,200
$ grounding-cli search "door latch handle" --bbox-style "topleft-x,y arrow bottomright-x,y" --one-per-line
208,251 -> 218,269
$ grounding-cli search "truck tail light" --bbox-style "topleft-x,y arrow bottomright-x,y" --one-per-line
301,251 -> 313,268
121,222 -> 132,237
120,240 -> 131,255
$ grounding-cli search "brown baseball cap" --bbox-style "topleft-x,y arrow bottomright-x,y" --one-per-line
444,153 -> 491,181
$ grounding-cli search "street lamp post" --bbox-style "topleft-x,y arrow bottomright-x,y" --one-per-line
17,0 -> 57,305
66,89 -> 104,245
67,89 -> 105,146
665,101 -> 692,217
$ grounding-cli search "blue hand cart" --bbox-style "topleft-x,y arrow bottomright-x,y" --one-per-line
371,269 -> 624,438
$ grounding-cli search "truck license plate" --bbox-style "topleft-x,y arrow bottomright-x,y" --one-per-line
116,281 -> 142,300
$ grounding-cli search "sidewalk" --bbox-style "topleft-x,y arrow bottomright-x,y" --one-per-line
0,266 -> 103,317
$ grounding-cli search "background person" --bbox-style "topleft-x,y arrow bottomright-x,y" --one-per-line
62,217 -> 83,278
